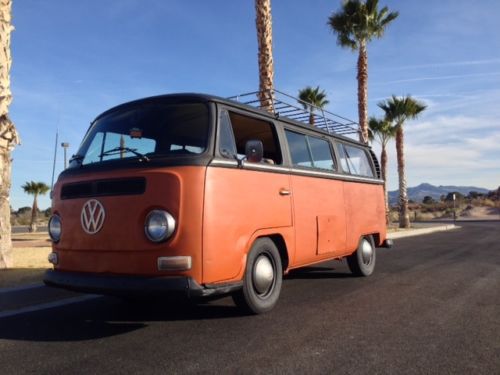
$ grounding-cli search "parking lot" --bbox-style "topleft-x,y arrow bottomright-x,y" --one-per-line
1,222 -> 499,374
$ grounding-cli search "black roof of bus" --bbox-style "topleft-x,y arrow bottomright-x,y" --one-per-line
93,93 -> 367,147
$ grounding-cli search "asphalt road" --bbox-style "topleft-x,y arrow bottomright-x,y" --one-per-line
1,222 -> 499,374
11,225 -> 48,234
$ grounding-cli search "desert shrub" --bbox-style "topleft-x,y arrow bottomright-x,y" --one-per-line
422,196 -> 435,204
10,208 -> 49,226
17,206 -> 31,215
14,210 -> 32,225
389,210 -> 399,224
482,199 -> 496,207
416,212 -> 436,220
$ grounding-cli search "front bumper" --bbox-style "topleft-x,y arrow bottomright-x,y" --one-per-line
44,269 -> 242,298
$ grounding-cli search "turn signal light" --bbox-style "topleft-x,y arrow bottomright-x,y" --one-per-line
157,256 -> 191,271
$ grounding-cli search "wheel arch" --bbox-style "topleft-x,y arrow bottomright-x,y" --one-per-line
265,234 -> 289,272
370,232 -> 381,247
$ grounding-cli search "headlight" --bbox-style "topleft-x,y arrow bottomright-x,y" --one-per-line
145,210 -> 175,242
48,214 -> 62,242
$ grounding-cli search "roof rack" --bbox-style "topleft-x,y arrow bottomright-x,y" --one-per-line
228,89 -> 360,137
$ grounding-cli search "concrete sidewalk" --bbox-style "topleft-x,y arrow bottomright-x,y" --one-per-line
388,223 -> 458,239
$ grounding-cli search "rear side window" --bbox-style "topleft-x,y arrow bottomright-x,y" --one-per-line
285,130 -> 335,171
337,143 -> 374,177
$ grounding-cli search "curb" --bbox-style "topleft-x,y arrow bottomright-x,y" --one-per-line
388,224 -> 458,240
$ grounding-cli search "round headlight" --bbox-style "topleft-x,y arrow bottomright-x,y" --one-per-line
145,210 -> 175,242
48,214 -> 62,242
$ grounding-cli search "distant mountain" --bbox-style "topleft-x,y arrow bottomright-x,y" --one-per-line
388,183 -> 490,204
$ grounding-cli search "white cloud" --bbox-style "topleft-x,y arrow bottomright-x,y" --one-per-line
373,72 -> 500,86
372,112 -> 500,191
378,58 -> 500,71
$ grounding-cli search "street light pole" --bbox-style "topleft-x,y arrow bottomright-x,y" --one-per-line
61,142 -> 69,169
453,193 -> 456,224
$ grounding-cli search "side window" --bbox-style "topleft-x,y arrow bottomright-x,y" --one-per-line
218,110 -> 237,158
285,131 -> 313,168
308,136 -> 336,170
337,143 -> 350,173
285,130 -> 335,171
219,110 -> 282,164
338,143 -> 375,177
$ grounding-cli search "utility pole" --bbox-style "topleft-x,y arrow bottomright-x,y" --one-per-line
452,193 -> 456,224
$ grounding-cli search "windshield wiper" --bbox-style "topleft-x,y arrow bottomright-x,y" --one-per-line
99,147 -> 150,162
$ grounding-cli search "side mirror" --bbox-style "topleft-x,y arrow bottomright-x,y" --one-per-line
245,140 -> 263,163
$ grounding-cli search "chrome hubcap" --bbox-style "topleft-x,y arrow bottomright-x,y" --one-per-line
361,239 -> 374,265
253,255 -> 275,295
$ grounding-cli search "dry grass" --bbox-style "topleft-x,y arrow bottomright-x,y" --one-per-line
12,232 -> 50,241
12,246 -> 52,269
0,232 -> 52,288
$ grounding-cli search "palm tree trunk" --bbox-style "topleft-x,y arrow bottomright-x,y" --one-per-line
0,0 -> 17,269
29,194 -> 38,233
255,0 -> 275,113
309,112 -> 315,126
0,150 -> 13,267
396,127 -> 410,228
380,145 -> 389,225
357,41 -> 368,144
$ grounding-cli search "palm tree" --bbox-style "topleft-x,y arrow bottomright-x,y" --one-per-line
298,86 -> 330,126
378,95 -> 426,228
369,116 -> 396,224
255,0 -> 275,112
21,182 -> 50,233
328,0 -> 398,143
0,0 -> 19,269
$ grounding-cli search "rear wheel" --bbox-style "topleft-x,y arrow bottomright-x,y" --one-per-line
232,238 -> 282,314
347,235 -> 376,276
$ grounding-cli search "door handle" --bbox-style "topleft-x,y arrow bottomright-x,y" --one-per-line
279,189 -> 291,196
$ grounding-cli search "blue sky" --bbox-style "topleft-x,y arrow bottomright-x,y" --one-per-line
9,0 -> 500,209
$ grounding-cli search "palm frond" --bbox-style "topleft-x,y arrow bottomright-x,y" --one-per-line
298,86 -> 330,110
22,181 -> 50,195
377,95 -> 427,127
329,0 -> 399,45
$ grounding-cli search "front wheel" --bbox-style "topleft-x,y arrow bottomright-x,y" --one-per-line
347,236 -> 376,276
232,238 -> 283,314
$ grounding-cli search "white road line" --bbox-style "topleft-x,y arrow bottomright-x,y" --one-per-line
0,295 -> 100,319
0,283 -> 45,294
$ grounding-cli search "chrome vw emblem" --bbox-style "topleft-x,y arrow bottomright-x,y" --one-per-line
81,199 -> 105,234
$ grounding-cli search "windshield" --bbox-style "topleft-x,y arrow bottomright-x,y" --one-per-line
70,102 -> 209,168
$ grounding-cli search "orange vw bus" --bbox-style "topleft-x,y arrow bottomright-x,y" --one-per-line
44,91 -> 392,314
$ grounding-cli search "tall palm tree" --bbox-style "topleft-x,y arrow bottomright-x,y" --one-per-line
255,0 -> 275,113
378,95 -> 426,228
328,0 -> 398,143
368,116 -> 396,224
21,182 -> 50,233
0,0 -> 19,269
298,86 -> 330,126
